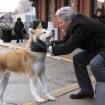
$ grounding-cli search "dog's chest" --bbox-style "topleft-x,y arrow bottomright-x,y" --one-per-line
35,53 -> 46,61
33,53 -> 46,74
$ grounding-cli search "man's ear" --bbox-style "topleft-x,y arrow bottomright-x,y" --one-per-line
68,19 -> 72,24
37,23 -> 42,29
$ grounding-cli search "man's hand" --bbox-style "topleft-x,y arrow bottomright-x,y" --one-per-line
30,41 -> 48,52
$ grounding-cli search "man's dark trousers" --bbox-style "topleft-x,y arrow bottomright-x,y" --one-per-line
73,50 -> 94,95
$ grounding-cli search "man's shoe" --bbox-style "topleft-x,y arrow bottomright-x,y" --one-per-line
70,92 -> 94,99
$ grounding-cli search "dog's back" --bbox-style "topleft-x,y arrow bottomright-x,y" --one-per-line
0,49 -> 33,73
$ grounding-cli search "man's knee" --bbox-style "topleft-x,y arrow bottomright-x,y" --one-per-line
73,54 -> 78,61
90,60 -> 96,70
73,51 -> 90,62
90,59 -> 99,75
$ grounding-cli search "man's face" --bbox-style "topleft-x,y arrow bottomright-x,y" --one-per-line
57,17 -> 71,32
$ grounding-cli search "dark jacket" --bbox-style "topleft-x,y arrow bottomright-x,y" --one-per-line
52,13 -> 105,59
14,21 -> 24,33
94,15 -> 105,24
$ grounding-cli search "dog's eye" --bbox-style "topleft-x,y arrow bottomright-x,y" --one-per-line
43,32 -> 46,34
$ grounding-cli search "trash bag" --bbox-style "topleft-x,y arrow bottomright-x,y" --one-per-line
2,28 -> 12,42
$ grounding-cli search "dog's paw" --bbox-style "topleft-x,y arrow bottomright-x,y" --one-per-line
47,96 -> 55,101
36,98 -> 45,103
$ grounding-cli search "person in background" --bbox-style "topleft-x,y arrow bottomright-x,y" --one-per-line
94,8 -> 105,24
30,6 -> 105,99
14,17 -> 24,43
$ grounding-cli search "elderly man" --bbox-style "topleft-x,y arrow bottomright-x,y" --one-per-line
31,6 -> 105,99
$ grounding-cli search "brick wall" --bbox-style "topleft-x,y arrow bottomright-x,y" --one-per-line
37,0 -> 47,22
36,0 -> 101,40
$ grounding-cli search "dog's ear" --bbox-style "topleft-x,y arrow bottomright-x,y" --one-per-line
37,23 -> 42,29
29,28 -> 37,41
29,28 -> 35,36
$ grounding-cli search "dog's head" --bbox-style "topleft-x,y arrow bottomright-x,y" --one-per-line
29,23 -> 55,44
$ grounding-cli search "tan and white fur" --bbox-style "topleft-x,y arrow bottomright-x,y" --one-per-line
0,23 -> 55,104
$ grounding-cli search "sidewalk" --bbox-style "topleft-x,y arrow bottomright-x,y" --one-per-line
22,79 -> 95,105
0,40 -> 96,105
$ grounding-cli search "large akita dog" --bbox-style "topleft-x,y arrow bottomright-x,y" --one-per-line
0,23 -> 55,104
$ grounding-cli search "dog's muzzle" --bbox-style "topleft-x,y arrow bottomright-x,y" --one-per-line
52,30 -> 55,36
46,30 -> 55,40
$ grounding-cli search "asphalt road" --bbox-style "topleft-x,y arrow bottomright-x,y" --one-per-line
0,46 -> 93,105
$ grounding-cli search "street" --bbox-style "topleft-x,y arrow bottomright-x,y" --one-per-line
0,45 -> 93,105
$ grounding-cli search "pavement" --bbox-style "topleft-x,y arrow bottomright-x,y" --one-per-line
0,39 -> 96,105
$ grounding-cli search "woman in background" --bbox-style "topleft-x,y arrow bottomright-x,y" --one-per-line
14,17 -> 24,43
94,8 -> 105,24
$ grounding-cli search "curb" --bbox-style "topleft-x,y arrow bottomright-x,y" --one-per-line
0,43 -> 73,62
0,43 -> 22,49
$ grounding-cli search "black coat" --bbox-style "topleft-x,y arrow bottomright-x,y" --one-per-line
94,15 -> 105,24
14,22 -> 24,33
52,13 -> 105,59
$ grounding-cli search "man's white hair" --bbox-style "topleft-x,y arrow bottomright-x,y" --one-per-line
55,6 -> 76,21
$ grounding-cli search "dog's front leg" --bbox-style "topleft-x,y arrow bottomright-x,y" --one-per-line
0,72 -> 10,105
39,69 -> 55,101
29,75 -> 45,103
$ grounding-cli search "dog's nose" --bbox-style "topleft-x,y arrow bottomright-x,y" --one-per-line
52,30 -> 55,33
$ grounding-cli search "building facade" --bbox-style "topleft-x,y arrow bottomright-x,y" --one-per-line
31,0 -> 105,40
